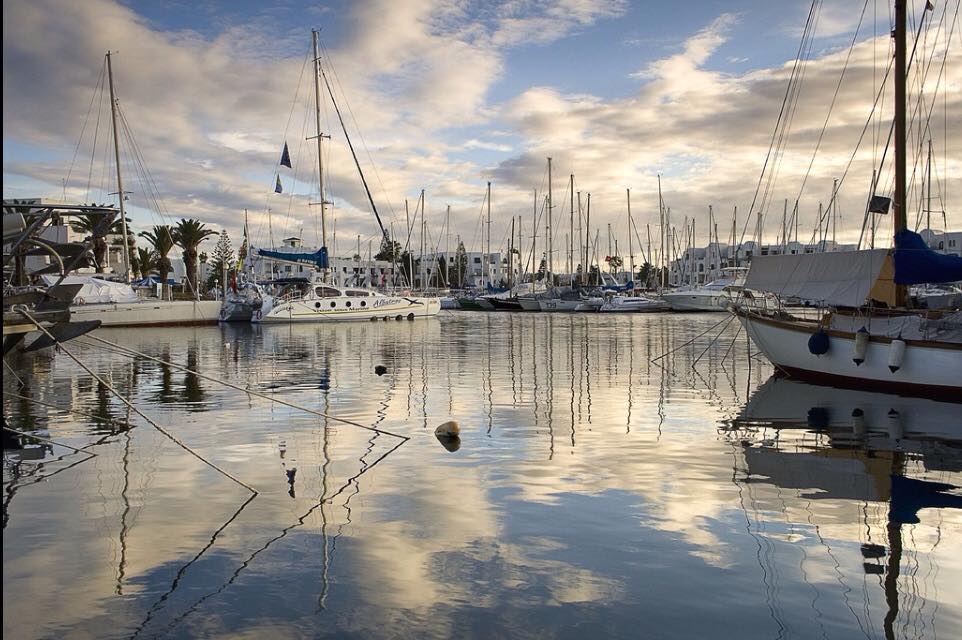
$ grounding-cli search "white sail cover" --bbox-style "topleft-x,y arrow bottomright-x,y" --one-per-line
41,275 -> 138,304
744,249 -> 889,307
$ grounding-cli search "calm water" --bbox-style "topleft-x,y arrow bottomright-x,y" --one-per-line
3,312 -> 961,639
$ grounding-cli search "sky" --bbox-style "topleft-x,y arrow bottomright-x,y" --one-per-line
3,0 -> 960,263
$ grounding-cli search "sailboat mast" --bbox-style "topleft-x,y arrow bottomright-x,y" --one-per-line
894,0 -> 907,307
627,188 -> 634,284
311,30 -> 329,282
509,216 -> 515,288
547,157 -> 553,281
486,181 -> 492,289
657,175 -> 665,288
569,174 -> 574,284
105,52 -> 131,283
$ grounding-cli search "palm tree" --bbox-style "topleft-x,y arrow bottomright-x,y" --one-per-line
138,225 -> 175,294
137,247 -> 158,279
70,212 -> 131,273
172,218 -> 217,296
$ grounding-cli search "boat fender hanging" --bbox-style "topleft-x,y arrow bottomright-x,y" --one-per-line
851,408 -> 865,438
888,336 -> 906,373
887,409 -> 903,442
807,328 -> 830,356
853,327 -> 870,365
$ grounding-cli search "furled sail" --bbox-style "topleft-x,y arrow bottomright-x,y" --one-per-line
893,229 -> 962,285
743,249 -> 890,307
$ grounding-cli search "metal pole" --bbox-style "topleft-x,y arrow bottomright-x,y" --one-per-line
106,52 -> 130,283
312,30 -> 329,283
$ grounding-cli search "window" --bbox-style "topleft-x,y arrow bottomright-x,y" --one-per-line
285,265 -> 292,273
473,257 -> 481,264
346,290 -> 369,297
314,286 -> 340,298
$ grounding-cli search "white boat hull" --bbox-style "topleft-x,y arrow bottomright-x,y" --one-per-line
68,300 -> 221,327
662,291 -> 726,312
737,310 -> 962,400
260,295 -> 440,323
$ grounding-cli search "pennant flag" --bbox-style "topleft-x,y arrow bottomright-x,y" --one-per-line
280,142 -> 292,168
275,175 -> 283,193
869,195 -> 891,214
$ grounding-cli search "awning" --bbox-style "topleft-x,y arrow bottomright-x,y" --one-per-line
744,249 -> 890,307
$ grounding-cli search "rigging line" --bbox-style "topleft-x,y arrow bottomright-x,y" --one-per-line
80,335 -> 410,441
85,66 -> 109,201
17,312 -> 257,494
739,0 -> 821,245
319,65 -> 389,243
796,0 -> 870,203
318,40 -> 399,223
66,61 -> 107,194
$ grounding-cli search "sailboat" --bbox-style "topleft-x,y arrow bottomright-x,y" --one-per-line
255,31 -> 439,324
733,0 -> 962,400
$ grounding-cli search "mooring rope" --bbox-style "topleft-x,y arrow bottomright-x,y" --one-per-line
18,311 -> 257,494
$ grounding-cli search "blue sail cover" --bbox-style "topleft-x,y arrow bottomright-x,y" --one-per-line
893,230 -> 962,285
256,246 -> 329,270
602,280 -> 634,292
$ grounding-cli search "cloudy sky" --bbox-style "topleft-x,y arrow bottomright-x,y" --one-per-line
3,0 -> 959,262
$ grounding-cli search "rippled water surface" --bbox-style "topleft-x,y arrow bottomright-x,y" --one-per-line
4,312 -> 961,639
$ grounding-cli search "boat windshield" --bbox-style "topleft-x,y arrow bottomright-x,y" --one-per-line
314,286 -> 342,298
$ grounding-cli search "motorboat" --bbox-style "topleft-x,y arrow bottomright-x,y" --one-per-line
256,281 -> 440,323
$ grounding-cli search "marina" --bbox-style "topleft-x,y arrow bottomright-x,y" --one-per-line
4,0 -> 962,638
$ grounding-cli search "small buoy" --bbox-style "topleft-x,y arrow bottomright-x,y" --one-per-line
851,408 -> 865,438
888,337 -> 906,373
853,327 -> 869,366
374,365 -> 387,376
435,420 -> 460,437
807,328 -> 830,356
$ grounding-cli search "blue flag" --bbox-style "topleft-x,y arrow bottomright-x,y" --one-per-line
280,142 -> 292,168
275,175 -> 283,193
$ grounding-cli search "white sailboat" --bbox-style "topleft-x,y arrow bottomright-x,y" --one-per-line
255,30 -> 439,324
733,0 -> 962,401
661,268 -> 746,312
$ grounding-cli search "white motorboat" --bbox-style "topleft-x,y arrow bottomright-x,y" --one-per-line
661,269 -> 746,312
257,282 -> 439,323
599,294 -> 669,313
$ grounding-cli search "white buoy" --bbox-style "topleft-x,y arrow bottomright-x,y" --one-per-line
888,338 -> 906,373
435,420 -> 460,437
853,327 -> 869,365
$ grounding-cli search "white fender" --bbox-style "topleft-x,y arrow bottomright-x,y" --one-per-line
851,408 -> 865,438
888,338 -> 906,373
853,327 -> 869,365
887,408 -> 903,442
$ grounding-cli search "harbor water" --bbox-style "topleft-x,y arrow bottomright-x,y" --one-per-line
3,312 -> 961,639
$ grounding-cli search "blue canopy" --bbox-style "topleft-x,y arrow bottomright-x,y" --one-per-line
893,229 -> 962,285
602,280 -> 634,292
256,246 -> 329,270
485,282 -> 509,294
133,276 -> 161,286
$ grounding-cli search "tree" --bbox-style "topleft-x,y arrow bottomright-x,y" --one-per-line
432,256 -> 448,288
138,225 -> 176,294
70,212 -> 130,273
374,237 -> 402,262
206,230 -> 235,291
452,241 -> 468,288
636,262 -> 654,287
173,218 -> 217,296
535,257 -> 548,282
137,247 -> 158,279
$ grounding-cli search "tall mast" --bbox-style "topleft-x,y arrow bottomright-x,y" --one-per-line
508,217 -> 515,288
926,139 -> 933,233
657,175 -> 665,288
311,30 -> 330,282
531,189 -> 537,285
546,157 -> 553,281
894,0 -> 907,307
105,52 -> 131,283
569,174 -> 574,284
627,188 -> 634,284
585,193 -> 591,284
486,181 -> 492,289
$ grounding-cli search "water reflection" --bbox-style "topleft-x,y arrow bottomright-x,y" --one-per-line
2,316 -> 960,639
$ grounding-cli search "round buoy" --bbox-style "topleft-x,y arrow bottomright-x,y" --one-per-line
807,328 -> 830,356
853,327 -> 869,366
435,420 -> 460,437
374,365 -> 387,376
